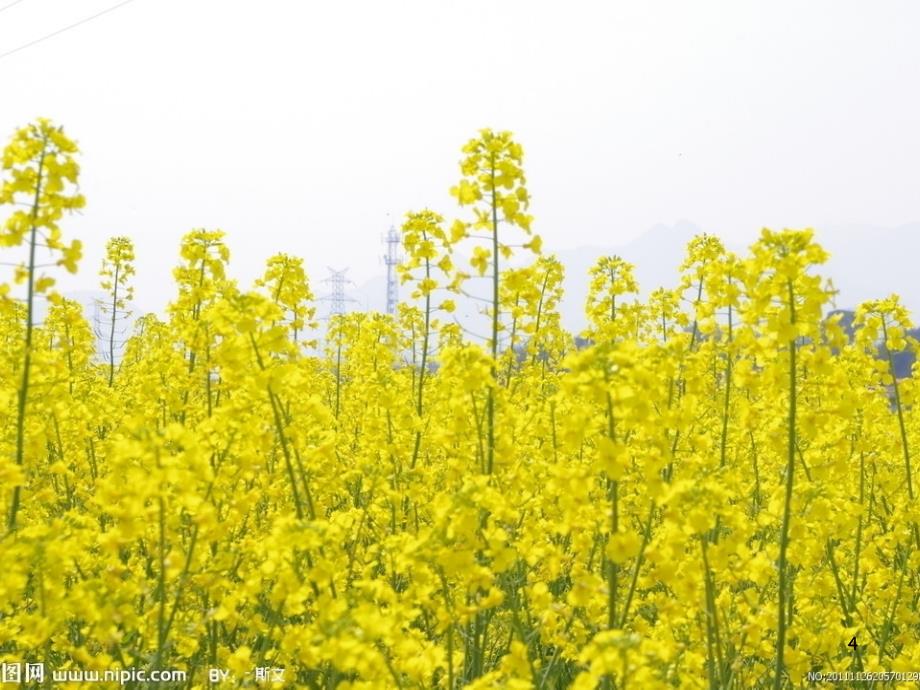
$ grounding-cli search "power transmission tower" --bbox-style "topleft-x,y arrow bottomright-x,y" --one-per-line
319,267 -> 357,319
92,296 -> 131,365
382,224 -> 401,315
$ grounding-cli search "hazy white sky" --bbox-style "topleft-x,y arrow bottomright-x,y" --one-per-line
1,0 -> 917,313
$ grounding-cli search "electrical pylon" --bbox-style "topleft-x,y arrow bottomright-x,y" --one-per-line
382,224 -> 401,315
319,267 -> 357,319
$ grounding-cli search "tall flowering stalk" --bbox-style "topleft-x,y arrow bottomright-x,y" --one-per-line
399,210 -> 456,469
742,229 -> 830,690
583,256 -> 638,632
1,119 -> 84,531
450,129 -> 538,474
256,253 -> 317,348
99,236 -> 135,386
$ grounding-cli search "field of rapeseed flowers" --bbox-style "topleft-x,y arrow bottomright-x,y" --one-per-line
2,119 -> 920,689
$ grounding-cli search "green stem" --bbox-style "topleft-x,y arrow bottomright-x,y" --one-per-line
719,304 -> 733,467
411,248 -> 432,470
334,341 -> 343,421
826,539 -> 865,675
108,263 -> 119,386
774,280 -> 797,690
850,452 -> 864,609
702,539 -> 726,688
749,430 -> 762,514
250,333 -> 305,519
8,140 -> 46,533
529,269 -> 551,368
486,151 -> 499,475
618,502 -> 655,628
607,478 -> 619,629
882,320 -> 913,499
156,497 -> 167,667
877,567 -> 906,663
605,390 -> 619,630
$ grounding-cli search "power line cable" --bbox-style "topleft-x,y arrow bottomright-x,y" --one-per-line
0,0 -> 29,15
0,0 -> 139,62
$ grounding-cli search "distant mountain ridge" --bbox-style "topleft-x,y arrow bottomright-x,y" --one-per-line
348,221 -> 919,336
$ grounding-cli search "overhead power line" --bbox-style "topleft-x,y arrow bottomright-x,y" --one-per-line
0,0 -> 139,62
0,0 -> 29,15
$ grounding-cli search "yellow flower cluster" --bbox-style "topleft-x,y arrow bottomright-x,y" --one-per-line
1,121 -> 919,689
